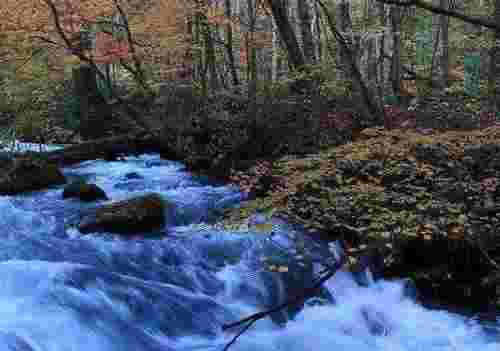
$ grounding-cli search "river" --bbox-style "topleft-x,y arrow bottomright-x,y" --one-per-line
0,144 -> 498,350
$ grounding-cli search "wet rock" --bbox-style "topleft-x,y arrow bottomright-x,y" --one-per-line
63,181 -> 108,202
445,161 -> 469,180
389,183 -> 426,195
382,161 -> 417,186
185,155 -> 213,172
253,174 -> 278,197
124,172 -> 143,180
399,278 -> 419,301
0,152 -> 14,170
464,144 -> 500,173
359,160 -> 384,178
335,159 -> 364,177
420,201 -> 448,217
436,181 -> 467,203
385,193 -> 417,210
470,202 -> 500,217
415,143 -> 450,167
461,155 -> 476,171
0,156 -> 66,195
78,193 -> 169,235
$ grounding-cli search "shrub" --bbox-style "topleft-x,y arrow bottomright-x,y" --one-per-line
0,61 -> 61,142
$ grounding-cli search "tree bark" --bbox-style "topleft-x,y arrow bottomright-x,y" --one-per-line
297,0 -> 316,64
204,24 -> 220,92
390,4 -> 402,100
267,0 -> 306,69
224,0 -> 240,86
317,0 -> 385,126
335,0 -> 353,82
431,0 -> 449,90
493,0 -> 500,113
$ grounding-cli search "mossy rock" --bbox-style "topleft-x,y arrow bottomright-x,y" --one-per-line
78,193 -> 169,235
0,157 -> 66,195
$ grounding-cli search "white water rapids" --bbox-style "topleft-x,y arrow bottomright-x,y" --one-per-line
0,145 -> 498,350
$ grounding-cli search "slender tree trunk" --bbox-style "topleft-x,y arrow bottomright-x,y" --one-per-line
297,0 -> 316,64
431,0 -> 449,89
247,0 -> 257,87
390,4 -> 402,101
267,0 -> 306,70
224,0 -> 240,87
493,0 -> 500,114
335,0 -> 352,82
315,1 -> 322,61
204,24 -> 219,92
317,0 -> 384,126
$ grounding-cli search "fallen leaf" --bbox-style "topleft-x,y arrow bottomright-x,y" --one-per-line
253,223 -> 274,232
277,266 -> 289,273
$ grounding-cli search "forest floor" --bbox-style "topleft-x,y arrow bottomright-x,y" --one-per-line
222,124 -> 500,314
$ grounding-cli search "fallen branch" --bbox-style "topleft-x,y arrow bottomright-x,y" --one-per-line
222,268 -> 336,332
36,128 -> 176,166
221,253 -> 345,350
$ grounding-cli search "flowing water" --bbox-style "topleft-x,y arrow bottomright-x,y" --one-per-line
0,146 -> 499,351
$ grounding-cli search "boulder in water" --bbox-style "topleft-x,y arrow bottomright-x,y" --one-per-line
78,193 -> 168,235
124,172 -> 143,180
0,156 -> 66,195
63,181 -> 108,202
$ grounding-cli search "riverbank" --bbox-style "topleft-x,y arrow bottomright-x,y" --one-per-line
222,126 -> 500,313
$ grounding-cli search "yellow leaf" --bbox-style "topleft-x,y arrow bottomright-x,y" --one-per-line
253,223 -> 274,232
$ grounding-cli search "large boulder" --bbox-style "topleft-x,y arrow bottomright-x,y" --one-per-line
0,156 -> 66,195
78,193 -> 168,235
63,181 -> 108,202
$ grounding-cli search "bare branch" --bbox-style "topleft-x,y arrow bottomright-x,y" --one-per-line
375,0 -> 500,31
42,0 -> 155,131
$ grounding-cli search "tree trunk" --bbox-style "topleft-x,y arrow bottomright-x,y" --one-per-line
390,4 -> 402,101
335,0 -> 353,82
204,24 -> 219,92
430,0 -> 449,90
492,0 -> 500,114
73,66 -> 91,140
315,1 -> 322,61
317,0 -> 384,126
224,0 -> 240,87
297,0 -> 316,64
267,0 -> 306,70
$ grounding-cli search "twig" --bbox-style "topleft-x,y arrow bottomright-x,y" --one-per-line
222,265 -> 338,332
474,236 -> 500,270
222,317 -> 259,351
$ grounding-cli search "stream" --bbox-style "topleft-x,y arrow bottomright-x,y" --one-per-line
0,144 -> 499,350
